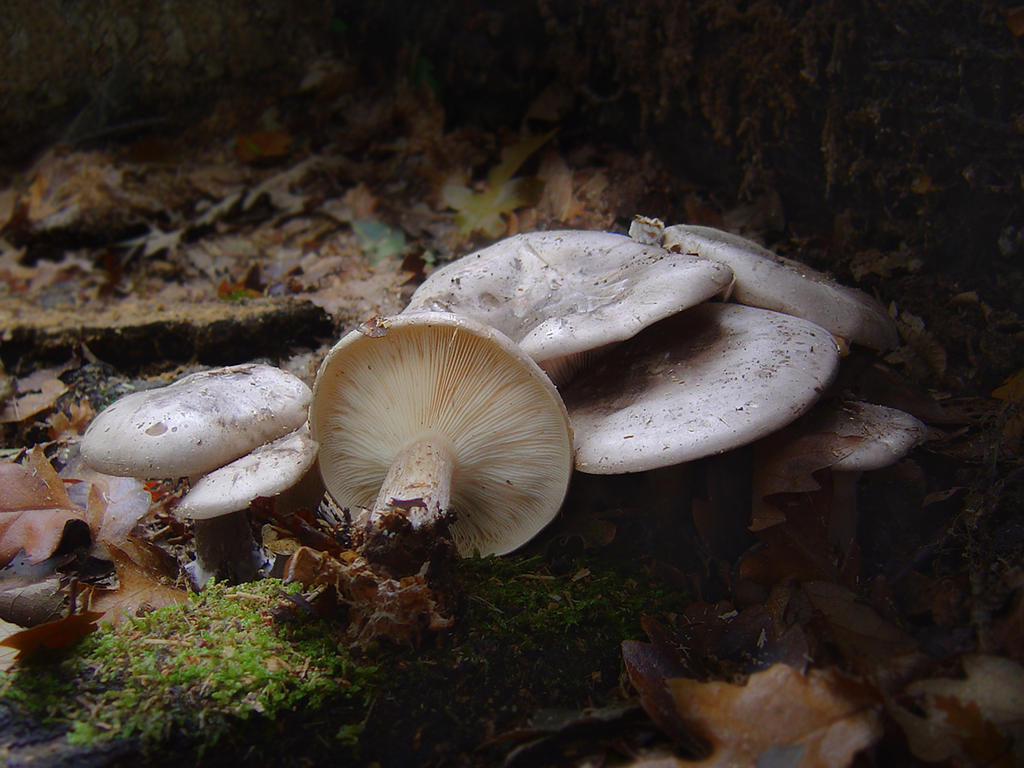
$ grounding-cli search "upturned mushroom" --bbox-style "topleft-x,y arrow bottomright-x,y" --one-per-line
560,303 -> 842,474
631,219 -> 899,352
308,311 -> 573,571
403,230 -> 733,384
81,363 -> 316,587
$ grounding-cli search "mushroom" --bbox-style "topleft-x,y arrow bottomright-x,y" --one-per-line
751,399 -> 928,551
560,303 -> 842,474
404,230 -> 733,384
81,363 -> 314,586
633,220 -> 899,352
176,424 -> 319,587
308,311 -> 573,569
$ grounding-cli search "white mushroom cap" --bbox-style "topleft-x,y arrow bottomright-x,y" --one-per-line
814,400 -> 929,471
562,303 -> 841,474
81,363 -> 311,478
404,230 -> 733,378
309,311 -> 574,557
176,424 -> 319,520
653,224 -> 899,351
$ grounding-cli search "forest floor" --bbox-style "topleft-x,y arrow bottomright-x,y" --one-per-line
1,63 -> 1023,767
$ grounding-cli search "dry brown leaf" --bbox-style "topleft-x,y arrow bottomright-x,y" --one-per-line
536,152 -> 584,222
803,581 -> 918,670
0,367 -> 68,423
751,431 -> 863,531
0,611 -> 104,660
25,150 -> 123,227
46,399 -> 96,440
88,542 -> 187,626
886,310 -> 947,380
234,131 -> 293,163
739,492 -> 841,585
665,664 -> 882,768
0,450 -> 86,565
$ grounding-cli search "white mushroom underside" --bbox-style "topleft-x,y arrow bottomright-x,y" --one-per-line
562,303 -> 841,474
310,314 -> 573,557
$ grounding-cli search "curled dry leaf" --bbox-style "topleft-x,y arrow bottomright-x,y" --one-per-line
0,450 -> 86,565
752,430 -> 864,531
658,664 -> 882,768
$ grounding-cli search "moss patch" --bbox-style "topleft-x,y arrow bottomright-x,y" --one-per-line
0,552 -> 685,764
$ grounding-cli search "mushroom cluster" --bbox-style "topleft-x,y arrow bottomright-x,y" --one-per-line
81,363 -> 318,587
76,218 -> 929,594
301,219 -> 927,576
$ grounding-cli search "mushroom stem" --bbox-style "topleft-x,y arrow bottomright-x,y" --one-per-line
827,470 -> 863,557
189,512 -> 266,588
370,432 -> 455,528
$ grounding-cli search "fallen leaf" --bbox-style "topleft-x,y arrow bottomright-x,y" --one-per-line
752,433 -> 863,531
0,618 -> 22,671
0,450 -> 87,565
890,654 -> 1024,766
45,399 -> 96,440
993,368 -> 1024,453
886,310 -> 947,380
442,130 -> 555,236
1006,7 -> 1024,37
803,581 -> 918,671
88,541 -> 187,626
663,664 -> 882,767
234,130 -> 293,163
739,489 -> 842,585
0,366 -> 69,423
623,617 -> 706,756
0,611 -> 104,660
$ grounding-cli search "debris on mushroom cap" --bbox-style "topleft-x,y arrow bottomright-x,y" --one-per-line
176,424 -> 319,520
81,363 -> 311,479
309,311 -> 573,557
562,303 -> 841,474
404,230 -> 733,380
644,223 -> 899,352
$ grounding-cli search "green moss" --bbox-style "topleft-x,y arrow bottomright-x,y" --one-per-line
2,580 -> 374,751
0,553 -> 685,761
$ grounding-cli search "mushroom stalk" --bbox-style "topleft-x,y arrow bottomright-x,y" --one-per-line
370,432 -> 455,529
190,512 -> 266,587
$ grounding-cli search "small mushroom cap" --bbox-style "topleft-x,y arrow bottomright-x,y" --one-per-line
810,400 -> 929,471
656,224 -> 899,351
562,303 -> 841,474
81,363 -> 311,478
405,230 -> 733,368
309,311 -> 574,557
176,424 -> 319,520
